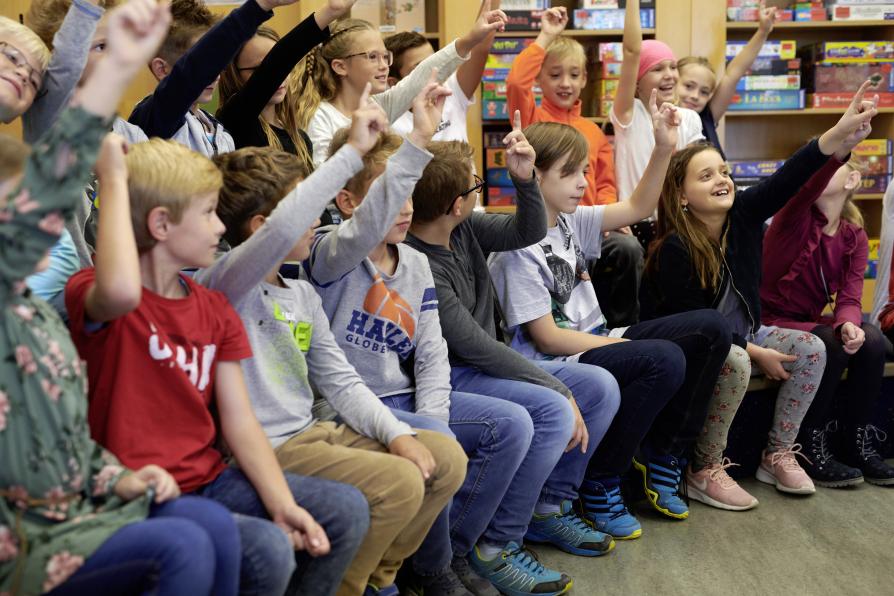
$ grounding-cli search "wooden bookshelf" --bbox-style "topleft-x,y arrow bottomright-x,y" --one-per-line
726,108 -> 894,117
495,28 -> 655,38
727,20 -> 894,30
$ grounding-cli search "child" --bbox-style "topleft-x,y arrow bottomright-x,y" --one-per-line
873,183 -> 894,337
489,102 -> 748,519
642,81 -> 878,496
1,2 -> 242,593
296,0 -> 507,165
612,0 -> 704,247
66,91 -> 373,596
217,0 -> 356,166
762,157 -> 894,486
406,112 -> 628,595
676,0 -> 778,159
507,5 -> 642,327
128,0 -> 301,156
385,0 -> 500,142
201,81 -> 468,596
308,124 -> 536,595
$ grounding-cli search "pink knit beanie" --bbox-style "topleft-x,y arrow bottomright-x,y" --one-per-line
638,40 -> 676,80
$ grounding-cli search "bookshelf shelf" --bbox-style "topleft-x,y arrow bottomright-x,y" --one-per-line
494,28 -> 654,38
726,108 -> 894,117
727,20 -> 894,30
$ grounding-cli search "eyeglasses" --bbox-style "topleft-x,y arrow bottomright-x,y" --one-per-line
0,42 -> 43,95
447,175 -> 485,214
344,50 -> 393,67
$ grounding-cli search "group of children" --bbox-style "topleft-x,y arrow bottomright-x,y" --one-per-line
1,0 -> 891,595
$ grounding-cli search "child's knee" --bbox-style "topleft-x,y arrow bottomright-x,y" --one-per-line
495,403 -> 535,452
323,484 -> 371,548
416,429 -> 468,492
236,516 -> 296,594
378,457 -> 427,513
726,344 -> 751,374
791,331 -> 827,368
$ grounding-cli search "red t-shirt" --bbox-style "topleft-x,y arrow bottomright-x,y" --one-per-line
66,269 -> 253,492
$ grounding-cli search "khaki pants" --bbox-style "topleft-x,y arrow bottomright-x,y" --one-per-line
275,421 -> 467,596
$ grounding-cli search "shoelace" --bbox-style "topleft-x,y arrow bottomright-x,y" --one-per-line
811,421 -> 839,465
505,546 -> 546,575
769,444 -> 811,470
859,425 -> 888,460
706,457 -> 740,488
559,508 -> 597,533
602,484 -> 632,519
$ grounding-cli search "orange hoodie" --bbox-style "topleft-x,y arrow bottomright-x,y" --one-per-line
506,43 -> 617,206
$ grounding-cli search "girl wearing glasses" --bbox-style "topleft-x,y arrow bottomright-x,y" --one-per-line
294,0 -> 508,167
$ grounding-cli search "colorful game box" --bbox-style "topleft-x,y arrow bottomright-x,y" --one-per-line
728,89 -> 805,110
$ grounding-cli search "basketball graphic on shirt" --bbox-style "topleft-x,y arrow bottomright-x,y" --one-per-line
363,277 -> 416,341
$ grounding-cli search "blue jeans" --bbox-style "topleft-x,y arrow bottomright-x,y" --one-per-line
383,391 -> 534,574
451,361 -> 620,545
48,496 -> 239,596
197,467 -> 369,596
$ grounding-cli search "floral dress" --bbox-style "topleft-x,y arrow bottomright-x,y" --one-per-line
0,108 -> 148,595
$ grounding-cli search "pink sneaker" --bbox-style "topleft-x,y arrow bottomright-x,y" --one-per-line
687,458 -> 759,511
755,445 -> 816,495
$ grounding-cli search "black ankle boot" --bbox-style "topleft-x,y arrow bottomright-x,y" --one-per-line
842,425 -> 894,486
798,422 -> 863,488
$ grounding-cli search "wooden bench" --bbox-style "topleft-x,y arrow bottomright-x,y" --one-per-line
746,361 -> 894,392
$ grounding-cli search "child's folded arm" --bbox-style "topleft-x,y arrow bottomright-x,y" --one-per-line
128,0 -> 272,139
196,144 -> 364,304
23,0 -> 104,143
470,173 -> 547,253
308,140 -> 433,286
834,234 -> 868,330
409,269 -> 452,423
305,297 -> 416,445
506,43 -> 545,128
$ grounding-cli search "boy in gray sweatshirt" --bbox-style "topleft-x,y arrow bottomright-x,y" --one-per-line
197,82 -> 467,596
307,128 -> 534,596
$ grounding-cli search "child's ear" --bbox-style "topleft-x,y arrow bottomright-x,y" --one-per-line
335,189 -> 356,219
844,169 -> 862,191
248,213 -> 267,234
146,206 -> 171,242
449,196 -> 464,217
149,57 -> 171,82
330,58 -> 349,77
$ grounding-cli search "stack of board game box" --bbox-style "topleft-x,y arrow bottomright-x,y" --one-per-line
801,42 -> 894,109
726,40 -> 805,110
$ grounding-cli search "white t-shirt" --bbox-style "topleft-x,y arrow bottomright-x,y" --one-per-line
391,73 -> 474,142
308,101 -> 352,167
489,206 -> 623,361
611,99 -> 705,203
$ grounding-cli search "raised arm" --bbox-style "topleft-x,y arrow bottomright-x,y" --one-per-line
709,0 -> 777,122
612,0 -> 641,126
455,0 -> 500,100
506,7 -> 566,127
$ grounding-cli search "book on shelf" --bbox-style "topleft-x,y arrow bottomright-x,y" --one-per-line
744,58 -> 801,76
729,159 -> 785,178
831,4 -> 894,21
735,74 -> 801,91
726,40 -> 797,60
572,8 -> 654,29
801,41 -> 894,63
728,89 -> 806,110
807,63 -> 893,93
808,92 -> 894,108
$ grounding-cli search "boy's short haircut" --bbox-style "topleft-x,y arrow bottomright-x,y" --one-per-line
25,0 -> 119,49
125,139 -> 223,252
213,147 -> 310,247
384,31 -> 429,80
327,127 -> 403,197
158,0 -> 218,65
411,141 -> 475,224
0,134 -> 29,181
543,36 -> 586,72
524,121 -> 589,176
0,16 -> 51,73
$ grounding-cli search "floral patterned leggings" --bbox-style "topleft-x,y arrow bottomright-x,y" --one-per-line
693,327 -> 827,468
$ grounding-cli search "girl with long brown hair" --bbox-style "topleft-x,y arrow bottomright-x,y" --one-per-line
642,82 -> 878,501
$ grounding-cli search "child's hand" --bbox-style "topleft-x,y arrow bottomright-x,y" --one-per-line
273,503 -> 331,556
256,0 -> 301,11
822,79 -> 878,159
540,7 -> 568,39
316,0 -> 356,23
503,110 -> 536,181
94,133 -> 129,182
565,397 -> 589,454
104,0 -> 172,75
114,465 -> 181,503
835,80 -> 878,159
649,88 -> 680,150
458,0 -> 508,55
751,345 -> 797,381
389,435 -> 436,480
840,322 -> 865,355
408,69 -> 452,148
347,83 -> 388,155
758,0 -> 778,35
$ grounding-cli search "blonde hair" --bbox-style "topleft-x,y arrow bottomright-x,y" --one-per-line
543,36 -> 587,71
25,0 -> 119,49
677,56 -> 718,91
841,157 -> 865,228
328,126 -> 402,196
0,16 -> 51,73
217,27 -> 313,172
524,122 -> 589,176
288,19 -> 377,131
125,139 -> 223,252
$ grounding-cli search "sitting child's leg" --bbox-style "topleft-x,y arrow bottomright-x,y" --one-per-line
591,230 -> 645,328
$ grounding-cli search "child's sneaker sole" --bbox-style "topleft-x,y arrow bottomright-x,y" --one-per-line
633,458 -> 689,519
812,476 -> 864,488
865,476 -> 894,487
611,527 -> 642,540
686,482 -> 758,512
755,465 -> 816,495
524,531 -> 615,557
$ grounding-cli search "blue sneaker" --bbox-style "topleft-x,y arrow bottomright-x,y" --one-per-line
469,542 -> 572,596
524,501 -> 615,556
363,584 -> 399,596
578,476 -> 642,540
633,454 -> 689,519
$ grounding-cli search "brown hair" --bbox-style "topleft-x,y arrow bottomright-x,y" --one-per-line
677,56 -> 718,91
648,142 -> 728,290
384,31 -> 429,80
524,122 -> 589,176
840,157 -> 865,228
213,146 -> 310,247
26,0 -> 119,49
217,27 -> 313,172
412,141 -> 475,224
0,134 -> 29,182
157,0 -> 218,65
327,126 -> 402,196
126,139 -> 223,252
287,19 -> 377,130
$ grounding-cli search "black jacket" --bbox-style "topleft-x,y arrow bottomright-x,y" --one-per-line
640,139 -> 836,348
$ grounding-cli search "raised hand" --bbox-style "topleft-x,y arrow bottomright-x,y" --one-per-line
649,88 -> 680,149
758,0 -> 778,34
503,110 -> 536,180
347,83 -> 389,155
105,0 -> 172,75
821,79 -> 879,158
314,0 -> 356,28
408,68 -> 452,147
94,133 -> 129,183
540,6 -> 569,38
458,0 -> 508,54
274,503 -> 331,556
